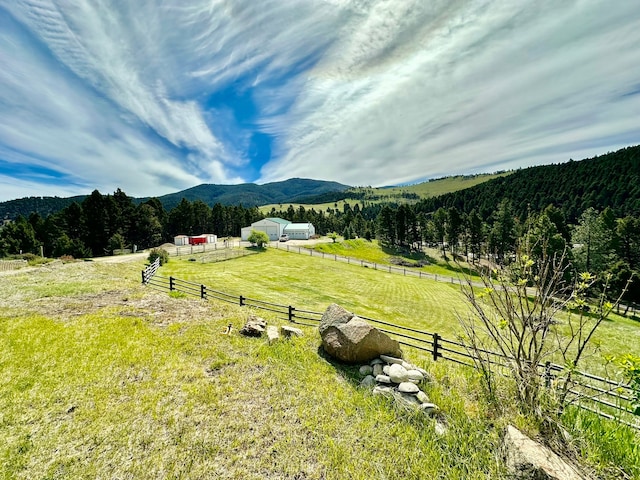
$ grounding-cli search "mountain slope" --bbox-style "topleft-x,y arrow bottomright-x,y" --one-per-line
0,178 -> 350,220
416,145 -> 640,222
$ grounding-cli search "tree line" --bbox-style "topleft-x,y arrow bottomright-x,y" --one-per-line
2,184 -> 639,307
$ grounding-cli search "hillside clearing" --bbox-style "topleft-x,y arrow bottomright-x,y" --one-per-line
1,260 -> 507,479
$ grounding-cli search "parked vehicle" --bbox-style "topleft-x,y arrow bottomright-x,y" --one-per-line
279,234 -> 289,242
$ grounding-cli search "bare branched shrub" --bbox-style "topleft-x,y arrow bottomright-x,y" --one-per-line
458,242 -> 627,427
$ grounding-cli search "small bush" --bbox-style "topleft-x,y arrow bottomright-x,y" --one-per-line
148,248 -> 169,266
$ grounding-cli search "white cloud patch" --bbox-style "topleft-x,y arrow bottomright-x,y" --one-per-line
0,0 -> 639,201
260,0 -> 640,185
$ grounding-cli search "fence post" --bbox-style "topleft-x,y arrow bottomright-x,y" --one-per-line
288,305 -> 295,322
432,333 -> 440,361
201,284 -> 206,299
239,295 -> 245,306
141,270 -> 145,284
544,361 -> 552,388
169,276 -> 175,291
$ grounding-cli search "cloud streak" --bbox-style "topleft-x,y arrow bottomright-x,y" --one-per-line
0,1 -> 639,201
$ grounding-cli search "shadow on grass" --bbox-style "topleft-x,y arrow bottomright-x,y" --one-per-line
316,345 -> 364,387
381,245 -> 480,277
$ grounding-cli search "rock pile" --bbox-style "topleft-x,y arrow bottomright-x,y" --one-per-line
239,314 -> 304,345
359,354 -> 439,416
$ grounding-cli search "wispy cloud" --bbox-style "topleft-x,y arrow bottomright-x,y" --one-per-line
0,1 -> 639,201
260,1 -> 640,185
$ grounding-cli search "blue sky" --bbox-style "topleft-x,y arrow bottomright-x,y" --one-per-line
1,1 -> 640,202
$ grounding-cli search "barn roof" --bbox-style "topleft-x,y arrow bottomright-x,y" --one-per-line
265,217 -> 291,225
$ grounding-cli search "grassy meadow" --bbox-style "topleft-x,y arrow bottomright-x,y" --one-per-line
1,252 -> 638,479
164,245 -> 639,364
308,238 -> 481,279
1,259 -> 509,479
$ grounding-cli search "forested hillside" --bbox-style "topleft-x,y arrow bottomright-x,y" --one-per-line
416,145 -> 640,223
0,178 -> 349,221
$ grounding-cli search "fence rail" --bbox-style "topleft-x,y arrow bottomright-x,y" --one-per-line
140,261 -> 639,430
272,242 -> 465,285
0,259 -> 28,272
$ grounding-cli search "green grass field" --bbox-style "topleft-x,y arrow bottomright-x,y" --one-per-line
163,247 -> 468,335
1,260 -> 509,479
1,256 -> 638,479
163,247 -> 639,365
309,239 -> 480,279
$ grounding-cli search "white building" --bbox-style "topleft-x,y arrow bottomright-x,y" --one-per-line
241,218 -> 315,241
174,235 -> 189,246
283,222 -> 316,240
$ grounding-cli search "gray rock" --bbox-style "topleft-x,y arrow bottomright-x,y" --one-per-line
380,354 -> 404,365
398,382 -> 419,393
394,392 -> 422,409
372,385 -> 394,396
360,375 -> 376,388
318,303 -> 355,335
416,391 -> 429,403
280,325 -> 303,338
388,363 -> 409,383
420,403 -> 439,415
406,370 -> 424,383
401,361 -> 415,370
373,364 -> 384,377
359,365 -> 373,376
503,425 -> 587,480
319,305 -> 402,363
382,365 -> 391,375
375,374 -> 393,384
240,315 -> 267,337
370,358 -> 384,365
266,325 -> 279,345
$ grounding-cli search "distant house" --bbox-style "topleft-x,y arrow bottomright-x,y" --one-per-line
241,218 -> 315,241
174,234 -> 217,246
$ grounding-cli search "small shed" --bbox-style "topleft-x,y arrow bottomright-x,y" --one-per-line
189,234 -> 217,245
174,235 -> 189,246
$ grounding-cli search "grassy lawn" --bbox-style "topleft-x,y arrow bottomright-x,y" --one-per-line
1,256 -> 638,479
163,247 -> 638,364
162,247 -> 468,336
310,239 -> 481,279
1,260 -> 508,479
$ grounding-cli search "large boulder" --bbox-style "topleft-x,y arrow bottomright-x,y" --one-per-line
319,304 -> 402,363
503,425 -> 587,480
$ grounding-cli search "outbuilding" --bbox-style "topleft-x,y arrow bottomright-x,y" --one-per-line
283,222 -> 316,240
174,234 -> 217,246
241,218 -> 315,241
174,235 -> 189,246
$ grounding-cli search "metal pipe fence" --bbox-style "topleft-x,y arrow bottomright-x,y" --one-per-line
140,261 -> 639,430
